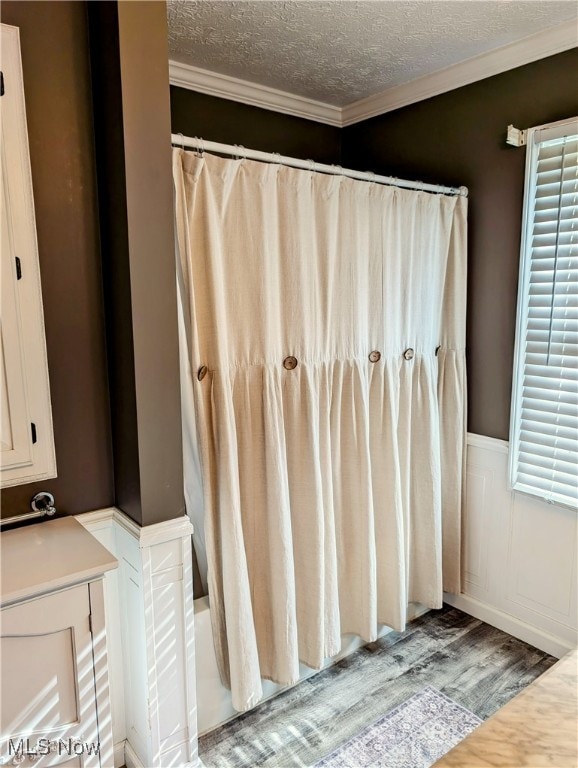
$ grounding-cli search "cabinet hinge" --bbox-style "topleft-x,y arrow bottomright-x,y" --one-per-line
31,423 -> 37,444
15,256 -> 22,280
0,72 -> 4,97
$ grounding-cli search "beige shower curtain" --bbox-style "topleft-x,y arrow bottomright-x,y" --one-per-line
173,149 -> 467,713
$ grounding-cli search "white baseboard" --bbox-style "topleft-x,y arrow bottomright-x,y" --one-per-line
113,742 -> 125,768
124,740 -> 144,768
125,739 -> 205,768
444,592 -> 575,659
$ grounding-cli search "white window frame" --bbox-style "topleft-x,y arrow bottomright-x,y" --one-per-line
509,116 -> 578,509
0,24 -> 56,487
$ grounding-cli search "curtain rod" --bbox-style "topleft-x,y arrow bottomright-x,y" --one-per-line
171,134 -> 468,198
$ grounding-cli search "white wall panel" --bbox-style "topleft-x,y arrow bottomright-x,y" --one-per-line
78,509 -> 201,768
463,467 -> 491,595
508,495 -> 576,619
446,433 -> 577,658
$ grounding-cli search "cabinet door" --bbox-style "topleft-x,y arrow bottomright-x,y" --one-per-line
0,23 -> 56,488
0,586 -> 100,767
1,176 -> 33,473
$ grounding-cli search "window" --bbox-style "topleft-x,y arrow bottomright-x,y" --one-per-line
510,117 -> 578,508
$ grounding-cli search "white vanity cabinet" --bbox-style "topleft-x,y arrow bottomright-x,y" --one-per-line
0,517 -> 117,768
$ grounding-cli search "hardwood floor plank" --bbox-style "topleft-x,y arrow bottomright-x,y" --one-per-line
199,606 -> 555,768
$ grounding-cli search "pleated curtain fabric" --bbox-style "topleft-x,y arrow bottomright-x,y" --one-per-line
173,149 -> 468,713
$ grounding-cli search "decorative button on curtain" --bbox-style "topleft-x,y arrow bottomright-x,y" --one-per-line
173,149 -> 467,713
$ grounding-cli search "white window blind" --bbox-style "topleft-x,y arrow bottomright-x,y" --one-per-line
510,117 -> 578,508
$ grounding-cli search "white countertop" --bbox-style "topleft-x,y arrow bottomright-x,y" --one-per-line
1,516 -> 118,607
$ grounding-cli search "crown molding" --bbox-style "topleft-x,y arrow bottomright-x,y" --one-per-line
342,20 -> 578,126
169,60 -> 343,127
169,20 -> 577,129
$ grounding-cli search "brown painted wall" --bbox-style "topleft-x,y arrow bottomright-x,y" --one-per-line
1,1 -> 113,517
115,1 -> 184,526
171,54 -> 578,441
1,3 -> 574,522
89,1 -> 184,527
170,86 -> 341,164
88,1 -> 141,524
343,49 -> 578,441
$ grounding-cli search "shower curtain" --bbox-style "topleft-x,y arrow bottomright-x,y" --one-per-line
173,148 -> 467,713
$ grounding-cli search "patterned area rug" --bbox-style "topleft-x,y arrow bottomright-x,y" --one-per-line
315,687 -> 481,768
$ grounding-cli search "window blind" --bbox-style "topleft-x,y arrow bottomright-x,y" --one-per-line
510,119 -> 578,508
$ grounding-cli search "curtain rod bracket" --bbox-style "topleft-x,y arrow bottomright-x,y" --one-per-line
506,125 -> 527,147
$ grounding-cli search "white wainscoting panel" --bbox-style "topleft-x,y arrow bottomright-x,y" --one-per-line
445,434 -> 578,659
463,466 -> 491,596
78,509 -> 201,768
507,495 -> 576,622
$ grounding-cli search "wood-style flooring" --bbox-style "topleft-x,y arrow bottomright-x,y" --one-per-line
199,605 -> 555,768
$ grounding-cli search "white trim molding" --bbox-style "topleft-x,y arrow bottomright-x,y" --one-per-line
445,593 -> 575,660
77,508 -> 202,768
169,60 -> 342,127
342,20 -> 578,126
124,739 -> 205,768
124,740 -> 146,768
466,431 -> 509,455
170,20 -> 577,128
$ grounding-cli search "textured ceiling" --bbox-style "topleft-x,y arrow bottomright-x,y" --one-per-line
167,0 -> 577,106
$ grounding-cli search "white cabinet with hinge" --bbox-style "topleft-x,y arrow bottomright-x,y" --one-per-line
0,517 -> 118,767
0,23 -> 56,487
